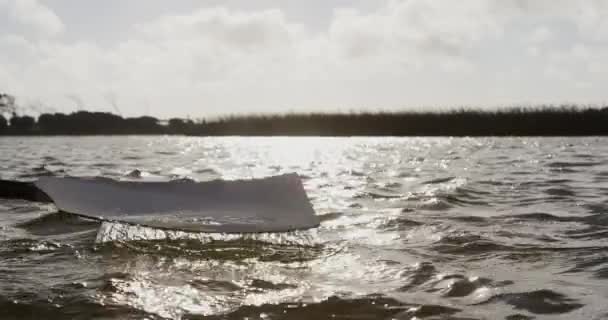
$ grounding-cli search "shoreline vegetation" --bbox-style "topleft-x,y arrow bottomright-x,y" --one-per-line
1,105 -> 607,137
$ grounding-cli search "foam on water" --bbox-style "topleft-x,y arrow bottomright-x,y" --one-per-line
95,221 -> 319,247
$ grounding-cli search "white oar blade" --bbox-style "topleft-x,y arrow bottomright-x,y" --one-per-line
34,173 -> 319,233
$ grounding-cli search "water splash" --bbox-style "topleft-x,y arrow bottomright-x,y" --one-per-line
95,221 -> 320,247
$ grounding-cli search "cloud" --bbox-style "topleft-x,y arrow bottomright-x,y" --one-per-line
2,0 -> 64,37
0,6 -> 308,116
136,7 -> 299,51
327,0 -> 502,66
527,26 -> 554,44
2,0 -> 608,117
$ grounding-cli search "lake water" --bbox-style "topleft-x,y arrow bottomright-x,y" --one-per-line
0,136 -> 607,319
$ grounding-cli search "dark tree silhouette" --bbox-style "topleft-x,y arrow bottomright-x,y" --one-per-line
0,104 -> 607,136
168,118 -> 195,134
191,106 -> 608,136
0,114 -> 7,132
9,115 -> 35,132
35,112 -> 164,135
37,113 -> 68,133
124,116 -> 162,134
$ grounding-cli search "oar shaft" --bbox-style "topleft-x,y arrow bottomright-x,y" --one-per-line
0,180 -> 53,203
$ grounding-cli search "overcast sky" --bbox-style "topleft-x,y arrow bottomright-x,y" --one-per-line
1,0 -> 607,118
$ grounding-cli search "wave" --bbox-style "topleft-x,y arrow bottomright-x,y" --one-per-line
475,289 -> 583,315
544,187 -> 576,197
0,295 -> 162,320
547,161 -> 603,168
16,212 -> 99,236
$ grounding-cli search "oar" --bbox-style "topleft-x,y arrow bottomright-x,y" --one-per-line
0,179 -> 52,203
0,174 -> 320,233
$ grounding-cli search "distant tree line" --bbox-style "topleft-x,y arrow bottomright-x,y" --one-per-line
192,106 -> 608,136
0,97 -> 607,137
0,111 -> 198,135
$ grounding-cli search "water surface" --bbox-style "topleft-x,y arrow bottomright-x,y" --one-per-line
1,136 -> 607,319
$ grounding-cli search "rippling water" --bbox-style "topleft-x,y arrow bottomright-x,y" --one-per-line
0,136 -> 607,319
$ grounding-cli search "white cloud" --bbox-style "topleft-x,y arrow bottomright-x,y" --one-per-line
1,0 -> 608,117
327,0 -> 501,68
2,0 -> 64,37
137,7 -> 299,51
527,26 -> 553,44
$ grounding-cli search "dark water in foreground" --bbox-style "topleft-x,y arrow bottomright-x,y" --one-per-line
0,136 -> 607,320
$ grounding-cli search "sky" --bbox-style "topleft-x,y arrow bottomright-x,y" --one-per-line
1,0 -> 607,118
